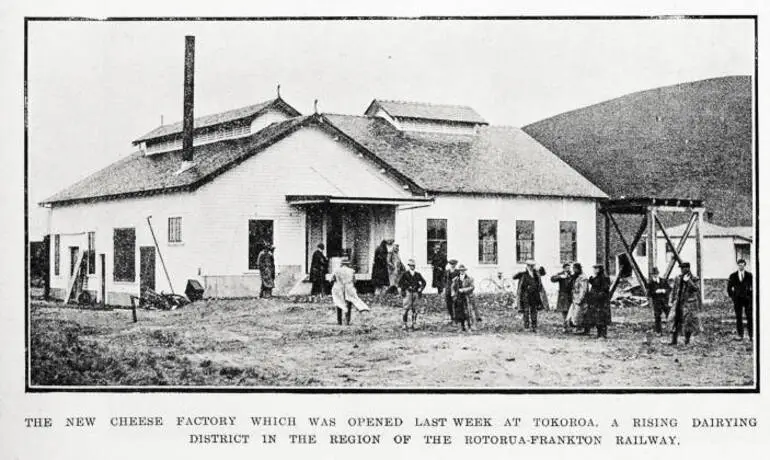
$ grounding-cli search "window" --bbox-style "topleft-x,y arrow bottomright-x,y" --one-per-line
426,219 -> 448,263
168,217 -> 182,243
559,221 -> 577,263
478,220 -> 498,264
113,228 -> 136,282
54,234 -> 60,276
248,220 -> 274,270
516,220 -> 535,263
87,232 -> 96,275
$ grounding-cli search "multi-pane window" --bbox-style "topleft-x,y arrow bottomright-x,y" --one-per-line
113,228 -> 136,282
426,219 -> 448,263
54,234 -> 60,276
559,221 -> 577,263
478,220 -> 498,264
87,231 -> 96,275
516,220 -> 535,263
168,217 -> 182,243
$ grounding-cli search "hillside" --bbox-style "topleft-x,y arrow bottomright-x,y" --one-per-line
523,76 -> 753,227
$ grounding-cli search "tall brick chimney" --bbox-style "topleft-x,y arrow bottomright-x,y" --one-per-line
182,35 -> 195,163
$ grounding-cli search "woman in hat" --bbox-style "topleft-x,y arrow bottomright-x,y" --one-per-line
371,239 -> 390,304
331,259 -> 370,325
388,242 -> 406,294
585,264 -> 611,338
451,264 -> 475,332
566,262 -> 589,331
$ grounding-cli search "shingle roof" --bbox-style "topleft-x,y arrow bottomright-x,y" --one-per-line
43,116 -> 311,205
322,114 -> 607,198
663,221 -> 753,241
132,98 -> 301,144
365,99 -> 488,125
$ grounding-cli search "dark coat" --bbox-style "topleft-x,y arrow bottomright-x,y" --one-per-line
586,274 -> 611,326
514,267 -> 548,312
309,249 -> 328,284
451,274 -> 475,322
670,273 -> 702,334
256,249 -> 275,289
647,277 -> 671,306
727,270 -> 753,301
550,271 -> 574,313
431,251 -> 447,289
399,270 -> 427,294
371,243 -> 390,287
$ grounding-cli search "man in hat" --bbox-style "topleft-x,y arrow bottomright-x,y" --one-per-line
331,259 -> 370,325
513,260 -> 547,332
727,258 -> 753,341
398,259 -> 427,330
451,264 -> 475,332
444,259 -> 459,322
551,262 -> 575,331
257,243 -> 276,298
430,243 -> 447,295
647,266 -> 672,334
310,242 -> 329,299
668,262 -> 702,345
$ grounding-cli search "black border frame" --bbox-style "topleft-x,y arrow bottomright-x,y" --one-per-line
24,15 -> 760,394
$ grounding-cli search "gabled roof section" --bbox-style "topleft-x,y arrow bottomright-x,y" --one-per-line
321,114 -> 607,199
365,99 -> 488,125
132,97 -> 302,144
43,116 -> 313,206
663,221 -> 753,241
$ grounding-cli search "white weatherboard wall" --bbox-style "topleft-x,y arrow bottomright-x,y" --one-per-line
395,194 -> 598,295
633,236 -> 753,280
48,192 -> 201,305
195,125 -> 412,277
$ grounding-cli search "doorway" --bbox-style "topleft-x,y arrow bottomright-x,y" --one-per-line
326,207 -> 344,258
139,246 -> 156,292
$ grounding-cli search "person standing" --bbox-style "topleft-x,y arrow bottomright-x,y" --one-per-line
668,262 -> 702,346
444,259 -> 459,322
398,259 -> 427,330
647,267 -> 672,334
727,259 -> 753,341
331,259 -> 370,325
566,263 -> 589,330
257,244 -> 276,298
585,264 -> 611,338
551,263 -> 575,332
371,239 -> 390,303
431,243 -> 447,295
451,264 -> 475,332
513,260 -> 546,332
388,242 -> 405,294
310,243 -> 329,299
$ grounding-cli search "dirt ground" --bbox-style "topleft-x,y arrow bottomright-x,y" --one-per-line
29,293 -> 755,388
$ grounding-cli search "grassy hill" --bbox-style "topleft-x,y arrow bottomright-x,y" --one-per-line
523,76 -> 753,227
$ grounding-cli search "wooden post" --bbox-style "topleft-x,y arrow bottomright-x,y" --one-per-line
132,301 -> 138,323
695,209 -> 705,304
647,207 -> 656,310
604,211 -> 610,274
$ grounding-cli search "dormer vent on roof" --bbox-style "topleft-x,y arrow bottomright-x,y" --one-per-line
364,99 -> 488,135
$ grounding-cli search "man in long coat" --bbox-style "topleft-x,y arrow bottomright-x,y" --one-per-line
444,259 -> 459,321
668,262 -> 702,346
310,243 -> 328,298
430,243 -> 447,295
331,259 -> 370,325
513,260 -> 547,332
257,244 -> 276,298
585,264 -> 611,338
550,263 -> 575,330
727,258 -> 753,341
451,264 -> 475,332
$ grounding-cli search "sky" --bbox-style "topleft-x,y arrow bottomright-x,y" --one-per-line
26,18 -> 754,238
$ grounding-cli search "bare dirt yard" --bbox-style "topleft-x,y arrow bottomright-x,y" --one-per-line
30,293 -> 755,388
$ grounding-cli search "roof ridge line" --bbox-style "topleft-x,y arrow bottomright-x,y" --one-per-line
375,98 -> 476,109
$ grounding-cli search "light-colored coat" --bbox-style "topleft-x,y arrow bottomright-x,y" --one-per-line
331,266 -> 370,312
566,273 -> 589,326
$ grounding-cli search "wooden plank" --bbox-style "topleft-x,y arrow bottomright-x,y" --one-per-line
695,210 -> 705,304
662,213 -> 698,279
607,213 -> 648,295
64,250 -> 84,304
655,217 -> 684,266
647,207 -> 656,309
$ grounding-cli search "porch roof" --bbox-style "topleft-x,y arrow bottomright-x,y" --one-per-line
286,194 -> 434,206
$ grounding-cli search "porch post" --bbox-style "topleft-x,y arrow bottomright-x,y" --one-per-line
695,208 -> 705,304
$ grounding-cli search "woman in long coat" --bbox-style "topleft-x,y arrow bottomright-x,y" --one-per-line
550,263 -> 575,326
566,263 -> 589,330
371,240 -> 390,296
257,245 -> 275,298
309,243 -> 328,297
585,264 -> 611,338
388,243 -> 405,292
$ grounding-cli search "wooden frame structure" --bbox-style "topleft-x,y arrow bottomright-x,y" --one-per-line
599,197 -> 705,305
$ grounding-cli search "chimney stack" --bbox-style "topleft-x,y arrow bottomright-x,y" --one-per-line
182,35 -> 195,163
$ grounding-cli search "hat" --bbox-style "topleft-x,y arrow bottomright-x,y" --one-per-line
457,264 -> 468,271
737,259 -> 747,265
407,259 -> 416,266
448,259 -> 458,265
317,243 -> 325,249
651,267 -> 660,274
680,262 -> 691,268
525,259 -> 537,266
562,262 -> 572,269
